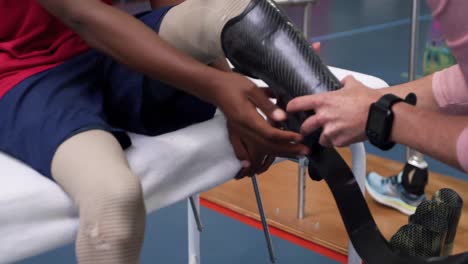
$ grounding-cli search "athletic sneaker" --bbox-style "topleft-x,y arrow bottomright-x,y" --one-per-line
365,172 -> 426,215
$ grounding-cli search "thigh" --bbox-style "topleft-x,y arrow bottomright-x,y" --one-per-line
101,7 -> 216,136
0,51 -> 130,178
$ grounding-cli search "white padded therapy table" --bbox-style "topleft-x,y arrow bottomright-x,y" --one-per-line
0,66 -> 388,263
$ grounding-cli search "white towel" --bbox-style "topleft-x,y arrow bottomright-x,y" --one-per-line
0,114 -> 240,263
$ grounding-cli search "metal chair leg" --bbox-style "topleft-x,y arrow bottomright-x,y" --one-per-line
406,0 -> 428,171
303,2 -> 312,39
188,195 -> 202,264
297,157 -> 308,219
251,175 -> 277,263
190,196 -> 204,232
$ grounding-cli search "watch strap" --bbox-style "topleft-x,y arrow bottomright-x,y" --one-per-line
376,92 -> 416,110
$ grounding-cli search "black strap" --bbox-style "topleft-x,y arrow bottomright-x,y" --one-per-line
377,93 -> 417,109
307,145 -> 468,264
377,94 -> 403,109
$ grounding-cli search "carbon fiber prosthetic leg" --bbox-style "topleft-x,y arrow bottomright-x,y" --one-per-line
222,0 -> 341,138
221,0 -> 468,263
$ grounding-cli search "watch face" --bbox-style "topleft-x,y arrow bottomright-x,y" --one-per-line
369,108 -> 388,129
367,104 -> 392,142
369,106 -> 389,128
366,100 -> 397,150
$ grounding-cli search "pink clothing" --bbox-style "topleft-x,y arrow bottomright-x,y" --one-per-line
428,0 -> 468,83
457,128 -> 468,173
429,0 -> 468,114
427,0 -> 468,172
432,65 -> 468,115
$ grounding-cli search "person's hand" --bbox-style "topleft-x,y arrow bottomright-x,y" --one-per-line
212,42 -> 320,178
212,72 -> 309,177
227,120 -> 277,179
287,76 -> 382,147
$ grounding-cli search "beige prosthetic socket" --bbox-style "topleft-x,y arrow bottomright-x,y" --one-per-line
51,130 -> 146,264
159,0 -> 251,64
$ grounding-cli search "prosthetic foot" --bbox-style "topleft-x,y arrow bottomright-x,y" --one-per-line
221,1 -> 468,263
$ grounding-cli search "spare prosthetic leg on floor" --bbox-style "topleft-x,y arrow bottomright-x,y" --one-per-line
219,0 -> 468,263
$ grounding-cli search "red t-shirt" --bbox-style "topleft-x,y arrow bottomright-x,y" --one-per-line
0,0 -> 112,98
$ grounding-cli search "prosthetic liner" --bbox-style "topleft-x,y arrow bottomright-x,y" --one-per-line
222,0 -> 468,263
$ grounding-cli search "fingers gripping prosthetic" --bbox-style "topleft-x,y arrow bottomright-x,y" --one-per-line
162,0 -> 468,263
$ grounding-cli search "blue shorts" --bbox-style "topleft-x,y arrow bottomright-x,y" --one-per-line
0,7 -> 216,178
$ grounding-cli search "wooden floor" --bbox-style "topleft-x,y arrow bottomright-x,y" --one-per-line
202,149 -> 468,256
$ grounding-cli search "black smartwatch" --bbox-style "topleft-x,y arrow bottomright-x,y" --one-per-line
366,93 -> 417,150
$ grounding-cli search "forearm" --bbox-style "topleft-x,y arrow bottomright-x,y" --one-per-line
150,0 -> 185,9
380,65 -> 468,115
37,0 -> 227,105
378,74 -> 439,111
210,57 -> 232,72
390,103 -> 468,171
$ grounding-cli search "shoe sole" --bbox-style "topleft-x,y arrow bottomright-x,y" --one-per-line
365,180 -> 416,216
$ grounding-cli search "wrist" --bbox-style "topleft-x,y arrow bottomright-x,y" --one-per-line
207,71 -> 257,113
365,93 -> 417,150
205,71 -> 231,108
192,66 -> 229,106
388,102 -> 417,143
361,91 -> 383,135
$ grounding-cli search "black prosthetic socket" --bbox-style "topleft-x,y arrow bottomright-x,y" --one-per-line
401,163 -> 429,196
221,1 -> 468,263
